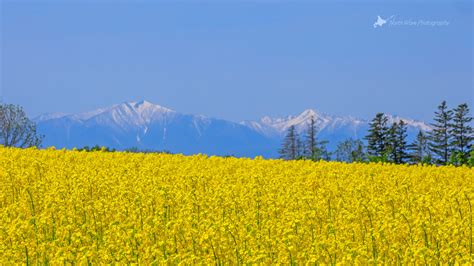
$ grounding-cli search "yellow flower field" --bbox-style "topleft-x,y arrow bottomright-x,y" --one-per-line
1,147 -> 473,264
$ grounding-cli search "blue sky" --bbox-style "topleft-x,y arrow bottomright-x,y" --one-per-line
1,0 -> 472,122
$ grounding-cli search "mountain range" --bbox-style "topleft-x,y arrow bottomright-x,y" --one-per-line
35,100 -> 431,157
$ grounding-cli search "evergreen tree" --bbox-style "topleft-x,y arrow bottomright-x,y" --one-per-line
279,125 -> 301,160
304,116 -> 319,159
296,134 -> 305,159
365,113 -> 389,160
386,121 -> 408,164
408,130 -> 430,164
303,116 -> 330,160
394,120 -> 408,163
468,148 -> 474,167
387,122 -> 398,163
449,103 -> 473,165
429,101 -> 453,165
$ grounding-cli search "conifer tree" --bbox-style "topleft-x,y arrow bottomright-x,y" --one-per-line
303,116 -> 330,160
304,116 -> 319,159
387,122 -> 398,162
408,130 -> 430,164
449,103 -> 473,165
429,101 -> 453,165
365,113 -> 389,160
468,149 -> 474,167
296,134 -> 304,159
394,120 -> 408,163
386,121 -> 408,164
279,125 -> 301,160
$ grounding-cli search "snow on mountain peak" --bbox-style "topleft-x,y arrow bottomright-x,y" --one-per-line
87,100 -> 175,129
130,100 -> 152,108
295,108 -> 330,122
298,109 -> 320,118
242,108 -> 431,138
385,114 -> 432,132
36,102 -> 433,157
239,108 -> 333,137
122,100 -> 174,113
34,112 -> 69,122
36,101 -> 432,147
36,100 -> 176,131
258,109 -> 330,132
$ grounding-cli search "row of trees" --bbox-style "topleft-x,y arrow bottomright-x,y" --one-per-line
278,117 -> 331,161
279,101 -> 473,166
1,101 -> 472,166
366,101 -> 473,165
278,122 -> 366,162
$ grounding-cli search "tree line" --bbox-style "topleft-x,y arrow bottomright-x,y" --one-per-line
0,101 -> 472,166
279,101 -> 473,166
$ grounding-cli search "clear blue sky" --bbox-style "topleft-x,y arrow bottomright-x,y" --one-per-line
1,0 -> 472,122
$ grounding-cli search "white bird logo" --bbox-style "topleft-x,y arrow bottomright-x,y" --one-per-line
373,15 -> 394,28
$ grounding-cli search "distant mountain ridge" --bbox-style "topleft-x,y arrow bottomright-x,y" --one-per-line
241,109 -> 367,138
35,100 -> 431,157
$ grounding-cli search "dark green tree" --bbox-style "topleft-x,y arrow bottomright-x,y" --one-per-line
468,148 -> 474,167
408,130 -> 431,164
449,103 -> 473,165
394,120 -> 408,163
429,101 -> 453,165
365,113 -> 389,161
387,122 -> 398,162
386,121 -> 408,163
279,125 -> 302,160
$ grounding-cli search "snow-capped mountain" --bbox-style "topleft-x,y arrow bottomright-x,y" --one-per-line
35,112 -> 69,122
241,109 -> 367,138
36,100 -> 277,157
384,114 -> 432,132
36,100 -> 431,157
241,109 -> 430,151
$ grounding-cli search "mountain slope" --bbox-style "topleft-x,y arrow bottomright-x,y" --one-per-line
36,101 -> 278,157
36,101 -> 431,157
241,109 -> 431,150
